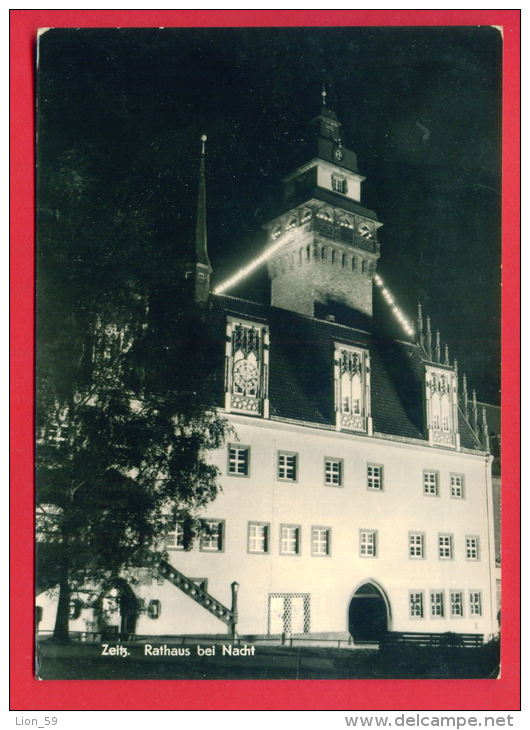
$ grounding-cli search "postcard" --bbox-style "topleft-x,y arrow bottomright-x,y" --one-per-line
10,10 -> 520,713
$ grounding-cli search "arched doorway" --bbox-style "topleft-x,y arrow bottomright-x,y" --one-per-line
96,579 -> 138,639
348,582 -> 389,642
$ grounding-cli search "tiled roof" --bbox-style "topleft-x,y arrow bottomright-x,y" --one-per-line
208,293 -> 482,452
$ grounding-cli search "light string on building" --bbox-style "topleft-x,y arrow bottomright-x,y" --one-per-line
373,273 -> 415,338
213,236 -> 289,295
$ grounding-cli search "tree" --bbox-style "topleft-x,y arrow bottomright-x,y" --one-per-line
36,147 -> 230,641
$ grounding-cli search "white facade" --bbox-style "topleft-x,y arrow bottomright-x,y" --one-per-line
125,413 -> 497,639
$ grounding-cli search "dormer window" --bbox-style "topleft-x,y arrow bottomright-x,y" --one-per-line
332,175 -> 347,194
425,366 -> 459,448
334,344 -> 372,434
225,318 -> 269,417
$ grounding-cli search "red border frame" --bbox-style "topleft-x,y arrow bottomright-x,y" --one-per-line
10,9 -> 520,711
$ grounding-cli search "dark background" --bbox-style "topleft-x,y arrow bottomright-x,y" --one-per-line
37,26 -> 501,403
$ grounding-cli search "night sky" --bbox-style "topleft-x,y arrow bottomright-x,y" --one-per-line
37,26 -> 502,403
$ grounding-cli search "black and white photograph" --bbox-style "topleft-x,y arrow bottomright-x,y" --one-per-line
35,25 -> 502,681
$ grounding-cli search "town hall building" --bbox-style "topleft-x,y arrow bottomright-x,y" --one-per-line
37,96 -> 499,644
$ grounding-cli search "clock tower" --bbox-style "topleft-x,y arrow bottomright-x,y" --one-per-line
265,95 -> 381,318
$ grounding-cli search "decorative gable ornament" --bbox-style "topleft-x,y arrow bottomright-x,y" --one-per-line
424,365 -> 460,449
224,318 -> 269,417
334,343 -> 372,434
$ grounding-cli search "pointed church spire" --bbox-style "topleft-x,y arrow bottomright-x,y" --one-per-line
184,134 -> 212,303
195,134 -> 211,270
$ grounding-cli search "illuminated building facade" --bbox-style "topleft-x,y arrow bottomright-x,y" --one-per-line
37,97 -> 498,643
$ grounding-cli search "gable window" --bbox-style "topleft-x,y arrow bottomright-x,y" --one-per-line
469,591 -> 482,616
228,445 -> 250,476
280,525 -> 301,555
430,591 -> 445,618
225,318 -> 269,417
324,458 -> 343,486
409,532 -> 425,559
277,451 -> 298,481
438,534 -> 454,560
451,473 -> 465,499
166,521 -> 185,550
360,530 -> 377,557
334,344 -> 371,433
248,522 -> 269,554
425,366 -> 459,448
450,591 -> 464,618
332,175 -> 348,194
409,591 -> 424,618
367,464 -> 383,491
466,536 -> 480,561
423,470 -> 439,496
200,520 -> 224,552
311,527 -> 331,556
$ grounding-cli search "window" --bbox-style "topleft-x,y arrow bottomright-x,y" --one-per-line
438,534 -> 454,560
199,520 -> 224,552
228,445 -> 250,476
277,451 -> 298,481
324,458 -> 343,486
360,530 -> 377,557
430,591 -> 445,618
409,591 -> 424,618
226,319 -> 269,416
280,525 -> 301,555
367,464 -> 383,491
248,522 -> 269,554
466,536 -> 480,561
451,473 -> 465,499
335,344 -> 371,432
409,532 -> 425,559
469,591 -> 482,616
166,521 -> 184,550
311,527 -> 331,556
423,470 -> 439,496
332,175 -> 347,194
450,591 -> 464,617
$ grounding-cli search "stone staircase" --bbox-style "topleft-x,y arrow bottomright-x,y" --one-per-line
158,559 -> 235,629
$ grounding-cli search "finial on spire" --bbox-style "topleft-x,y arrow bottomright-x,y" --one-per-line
481,406 -> 490,451
425,316 -> 432,360
444,344 -> 449,366
462,374 -> 469,417
321,81 -> 327,107
453,358 -> 458,376
200,133 -> 207,155
472,389 -> 478,432
435,330 -> 441,363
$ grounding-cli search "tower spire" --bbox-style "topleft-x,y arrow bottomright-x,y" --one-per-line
184,134 -> 212,303
195,134 -> 211,270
